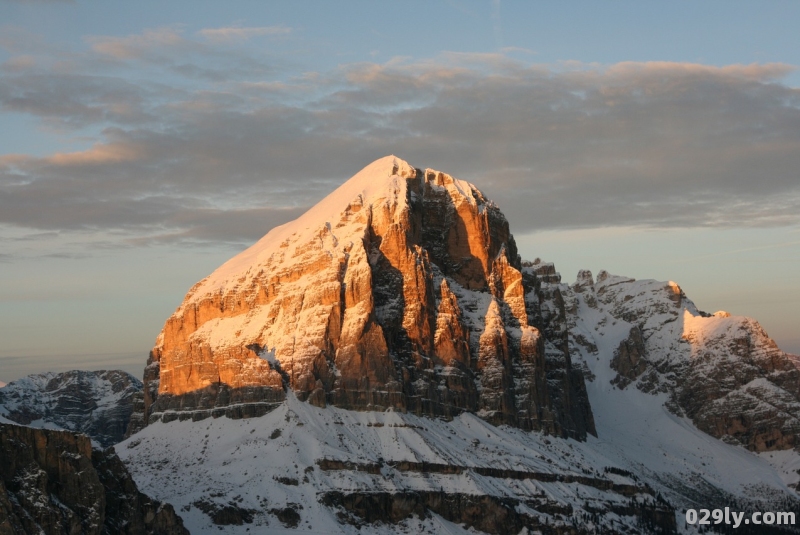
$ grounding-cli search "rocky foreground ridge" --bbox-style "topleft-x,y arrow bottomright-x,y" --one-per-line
132,155 -> 594,440
0,370 -> 141,448
0,422 -> 188,535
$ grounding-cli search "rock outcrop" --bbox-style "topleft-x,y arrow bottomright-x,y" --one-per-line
133,156 -> 595,440
542,268 -> 800,453
0,370 -> 142,447
675,312 -> 800,451
0,422 -> 188,534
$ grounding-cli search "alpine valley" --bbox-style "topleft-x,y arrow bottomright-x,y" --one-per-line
2,156 -> 799,534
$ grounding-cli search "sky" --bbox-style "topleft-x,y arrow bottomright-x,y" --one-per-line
1,0 -> 799,383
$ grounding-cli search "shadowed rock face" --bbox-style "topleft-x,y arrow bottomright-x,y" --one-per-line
0,370 -> 142,447
0,422 -> 188,535
320,490 -> 677,535
132,156 -> 595,440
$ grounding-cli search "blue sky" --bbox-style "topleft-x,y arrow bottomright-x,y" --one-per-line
1,0 -> 799,382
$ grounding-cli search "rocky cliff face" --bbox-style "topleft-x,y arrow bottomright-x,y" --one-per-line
537,267 -> 800,453
134,156 -> 594,440
0,370 -> 142,448
0,422 -> 188,535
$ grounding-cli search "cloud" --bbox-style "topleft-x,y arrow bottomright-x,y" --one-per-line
88,27 -> 194,64
2,55 -> 36,72
0,70 -> 159,128
45,142 -> 144,166
41,252 -> 91,259
198,26 -> 291,43
84,27 -> 280,81
1,32 -> 799,246
604,61 -> 794,80
499,46 -> 537,56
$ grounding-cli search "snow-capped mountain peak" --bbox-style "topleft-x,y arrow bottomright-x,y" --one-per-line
117,158 -> 800,533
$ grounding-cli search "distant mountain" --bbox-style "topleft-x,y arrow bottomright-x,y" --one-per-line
0,370 -> 142,447
112,156 -> 800,533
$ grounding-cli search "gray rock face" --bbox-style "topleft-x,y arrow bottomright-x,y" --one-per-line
321,490 -> 676,534
609,326 -> 648,389
0,370 -> 142,448
0,422 -> 188,535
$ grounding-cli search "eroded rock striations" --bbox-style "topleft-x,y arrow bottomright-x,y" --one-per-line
0,422 -> 188,535
131,156 -> 594,439
0,370 -> 142,447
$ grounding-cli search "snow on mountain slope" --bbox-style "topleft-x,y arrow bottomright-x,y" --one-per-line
0,369 -> 142,447
198,155 -> 418,294
118,371 -> 797,534
118,390 -> 667,534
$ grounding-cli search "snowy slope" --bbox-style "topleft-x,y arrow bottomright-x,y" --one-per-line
118,380 -> 798,534
118,390 -> 658,534
195,155 -> 419,295
538,265 -> 800,520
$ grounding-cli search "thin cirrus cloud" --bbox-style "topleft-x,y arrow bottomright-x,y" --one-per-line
89,25 -> 292,60
83,26 -> 281,82
1,27 -> 799,247
198,26 -> 292,43
44,142 -> 143,166
89,27 -> 189,61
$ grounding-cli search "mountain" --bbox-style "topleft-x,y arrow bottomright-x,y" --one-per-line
557,269 -> 800,453
131,155 -> 593,440
118,156 -> 800,534
0,422 -> 188,534
0,370 -> 142,448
